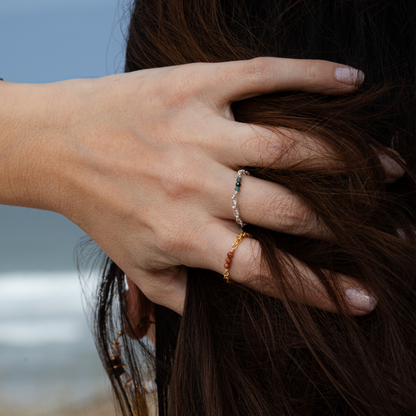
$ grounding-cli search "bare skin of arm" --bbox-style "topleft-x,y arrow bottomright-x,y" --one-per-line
0,58 -> 403,315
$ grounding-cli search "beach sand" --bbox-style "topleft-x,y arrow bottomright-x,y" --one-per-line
0,393 -> 157,416
0,397 -> 116,416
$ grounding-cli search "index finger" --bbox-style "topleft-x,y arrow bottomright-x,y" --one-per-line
208,58 -> 365,105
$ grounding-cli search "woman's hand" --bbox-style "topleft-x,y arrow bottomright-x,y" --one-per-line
0,58 -> 402,315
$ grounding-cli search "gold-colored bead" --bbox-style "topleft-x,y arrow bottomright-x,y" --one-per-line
223,232 -> 253,283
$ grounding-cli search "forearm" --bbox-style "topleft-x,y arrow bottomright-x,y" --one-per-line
0,80 -> 88,213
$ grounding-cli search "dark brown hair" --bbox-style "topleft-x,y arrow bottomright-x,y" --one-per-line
91,1 -> 416,415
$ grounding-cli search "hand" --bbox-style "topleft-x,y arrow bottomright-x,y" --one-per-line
0,58 -> 403,316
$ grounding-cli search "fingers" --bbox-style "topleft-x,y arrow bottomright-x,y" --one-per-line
211,154 -> 403,241
127,229 -> 377,317
213,123 -> 405,183
237,177 -> 323,238
205,228 -> 376,316
127,266 -> 187,315
124,277 -> 155,340
378,152 -> 405,183
217,123 -> 337,170
210,168 -> 323,238
204,58 -> 365,105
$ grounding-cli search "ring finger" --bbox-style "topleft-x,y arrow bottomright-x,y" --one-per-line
210,166 -> 324,239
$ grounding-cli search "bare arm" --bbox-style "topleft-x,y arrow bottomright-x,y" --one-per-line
0,59 -> 402,315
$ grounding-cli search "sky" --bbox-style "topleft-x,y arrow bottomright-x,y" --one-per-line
0,0 -> 126,82
0,0 -> 126,272
0,2 -> 130,411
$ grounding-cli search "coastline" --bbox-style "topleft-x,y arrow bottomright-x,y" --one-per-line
0,396 -> 116,416
0,393 -> 157,416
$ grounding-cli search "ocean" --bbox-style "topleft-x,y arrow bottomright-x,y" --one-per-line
0,206 -> 114,414
0,272 -> 110,414
0,1 -> 126,413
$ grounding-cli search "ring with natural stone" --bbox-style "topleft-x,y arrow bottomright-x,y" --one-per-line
231,169 -> 250,227
223,232 -> 253,283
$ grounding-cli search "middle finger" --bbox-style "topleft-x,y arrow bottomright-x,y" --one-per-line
215,121 -> 337,171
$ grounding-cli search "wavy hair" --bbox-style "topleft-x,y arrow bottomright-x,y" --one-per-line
92,1 -> 416,415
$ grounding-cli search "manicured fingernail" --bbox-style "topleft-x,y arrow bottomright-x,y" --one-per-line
345,287 -> 377,313
335,67 -> 365,84
378,154 -> 405,180
396,228 -> 406,240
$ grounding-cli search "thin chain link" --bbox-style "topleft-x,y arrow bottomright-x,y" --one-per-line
231,169 -> 250,227
223,232 -> 253,283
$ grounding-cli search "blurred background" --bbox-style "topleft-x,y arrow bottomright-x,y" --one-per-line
0,1 -> 127,415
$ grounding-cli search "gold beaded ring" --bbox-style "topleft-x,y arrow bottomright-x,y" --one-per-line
223,232 -> 253,283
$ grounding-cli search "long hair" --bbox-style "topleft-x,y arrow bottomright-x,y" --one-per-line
92,1 -> 416,415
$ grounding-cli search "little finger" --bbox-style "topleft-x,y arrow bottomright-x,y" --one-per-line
126,265 -> 187,315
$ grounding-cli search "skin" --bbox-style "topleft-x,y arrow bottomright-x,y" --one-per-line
0,58 -> 403,319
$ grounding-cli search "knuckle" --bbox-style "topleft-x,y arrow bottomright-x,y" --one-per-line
157,225 -> 187,255
239,127 -> 298,167
240,57 -> 273,86
246,261 -> 267,282
272,194 -> 313,233
160,65 -> 204,109
302,60 -> 322,82
265,130 -> 297,161
159,159 -> 198,199
156,220 -> 201,263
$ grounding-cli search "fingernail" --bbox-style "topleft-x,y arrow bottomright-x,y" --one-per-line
396,228 -> 406,240
335,67 -> 365,84
378,154 -> 405,180
345,287 -> 377,313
